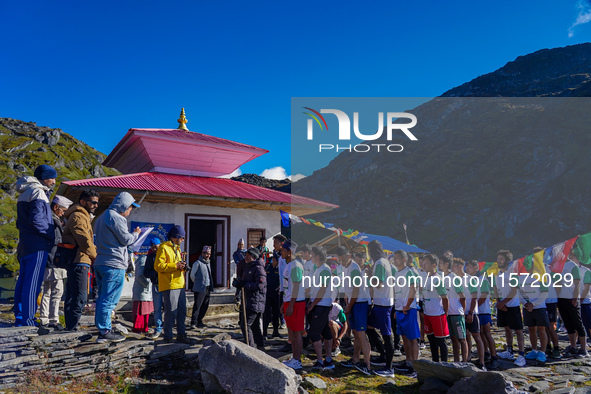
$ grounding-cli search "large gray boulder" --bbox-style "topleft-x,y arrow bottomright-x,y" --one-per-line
419,377 -> 451,394
413,360 -> 480,386
198,337 -> 301,394
447,372 -> 523,394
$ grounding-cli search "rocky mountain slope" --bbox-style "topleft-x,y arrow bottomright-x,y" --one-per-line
231,174 -> 291,193
294,43 -> 591,260
0,118 -> 119,275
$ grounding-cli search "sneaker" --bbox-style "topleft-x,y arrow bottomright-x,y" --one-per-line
374,368 -> 396,378
341,359 -> 356,368
283,358 -> 302,370
370,356 -> 387,366
497,350 -> 514,360
551,348 -> 562,359
323,359 -> 335,370
163,337 -> 174,343
354,362 -> 372,376
419,342 -> 426,349
96,331 -> 126,343
272,331 -> 284,339
514,355 -> 526,367
399,366 -> 417,378
473,361 -> 487,371
37,325 -> 51,335
394,362 -> 412,373
536,352 -> 547,363
525,350 -> 539,360
484,351 -> 491,363
486,358 -> 500,370
393,348 -> 402,356
176,335 -> 194,344
150,331 -> 162,339
563,346 -> 577,358
332,347 -> 341,357
48,323 -> 65,331
576,348 -> 589,358
311,360 -> 324,370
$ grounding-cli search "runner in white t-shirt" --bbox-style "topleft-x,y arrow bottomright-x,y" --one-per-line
365,241 -> 395,378
392,250 -> 420,377
558,250 -> 588,358
306,245 -> 335,370
519,261 -> 550,363
337,246 -> 372,375
420,254 -> 449,363
280,240 -> 305,370
579,262 -> 591,340
452,259 -> 486,369
438,253 -> 467,363
493,249 -> 526,367
328,302 -> 348,357
465,260 -> 499,369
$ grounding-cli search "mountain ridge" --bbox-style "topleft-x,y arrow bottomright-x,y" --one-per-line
294,43 -> 591,260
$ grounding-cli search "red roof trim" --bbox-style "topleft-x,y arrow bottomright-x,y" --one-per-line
63,172 -> 338,209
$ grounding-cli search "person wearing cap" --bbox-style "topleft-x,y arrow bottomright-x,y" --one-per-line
189,245 -> 214,329
38,194 -> 73,332
142,237 -> 163,338
156,225 -> 192,344
233,238 -> 247,266
233,238 -> 247,305
93,191 -> 141,343
14,164 -> 57,327
62,189 -> 100,331
235,247 -> 267,349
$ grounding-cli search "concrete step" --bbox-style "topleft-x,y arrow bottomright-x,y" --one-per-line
210,291 -> 236,305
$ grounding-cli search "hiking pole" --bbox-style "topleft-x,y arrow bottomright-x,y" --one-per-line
241,287 -> 249,347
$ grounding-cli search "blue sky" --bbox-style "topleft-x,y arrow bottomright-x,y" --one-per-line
2,0 -> 591,179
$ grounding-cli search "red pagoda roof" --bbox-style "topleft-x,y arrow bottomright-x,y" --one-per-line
103,128 -> 268,177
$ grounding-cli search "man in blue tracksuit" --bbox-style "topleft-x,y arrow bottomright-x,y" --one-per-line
14,164 -> 57,327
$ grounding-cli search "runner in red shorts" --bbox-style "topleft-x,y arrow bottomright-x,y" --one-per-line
420,254 -> 450,362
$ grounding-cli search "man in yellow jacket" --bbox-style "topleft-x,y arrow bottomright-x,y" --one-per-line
155,225 -> 192,343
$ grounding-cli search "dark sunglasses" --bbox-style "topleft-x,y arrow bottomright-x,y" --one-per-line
86,200 -> 99,206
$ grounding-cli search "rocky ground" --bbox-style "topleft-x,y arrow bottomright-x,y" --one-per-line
1,304 -> 591,394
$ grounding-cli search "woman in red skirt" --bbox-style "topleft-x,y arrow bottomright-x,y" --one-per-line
132,251 -> 154,334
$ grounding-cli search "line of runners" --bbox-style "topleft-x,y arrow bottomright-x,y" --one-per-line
275,241 -> 591,378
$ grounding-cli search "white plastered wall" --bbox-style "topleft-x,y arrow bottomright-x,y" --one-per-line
120,201 -> 280,297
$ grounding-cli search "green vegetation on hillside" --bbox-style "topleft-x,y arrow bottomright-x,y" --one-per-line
0,118 -> 119,276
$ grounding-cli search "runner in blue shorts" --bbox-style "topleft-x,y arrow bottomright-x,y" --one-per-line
392,250 -> 419,377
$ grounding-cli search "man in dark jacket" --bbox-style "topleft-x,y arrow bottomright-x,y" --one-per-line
236,247 -> 267,349
14,164 -> 57,327
39,195 -> 73,332
263,250 -> 282,339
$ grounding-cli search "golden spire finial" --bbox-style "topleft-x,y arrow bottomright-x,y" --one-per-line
177,108 -> 189,131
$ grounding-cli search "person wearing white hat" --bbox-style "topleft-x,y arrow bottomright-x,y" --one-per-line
38,195 -> 73,332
